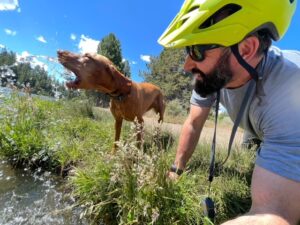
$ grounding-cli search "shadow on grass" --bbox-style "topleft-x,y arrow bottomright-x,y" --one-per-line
217,192 -> 251,223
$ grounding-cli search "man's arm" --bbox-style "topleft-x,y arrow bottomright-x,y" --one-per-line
221,165 -> 300,225
170,104 -> 210,177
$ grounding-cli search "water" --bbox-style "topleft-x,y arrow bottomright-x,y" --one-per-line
0,86 -> 55,101
0,87 -> 12,98
0,160 -> 88,225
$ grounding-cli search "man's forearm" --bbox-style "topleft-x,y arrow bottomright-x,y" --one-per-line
172,105 -> 210,171
174,119 -> 202,169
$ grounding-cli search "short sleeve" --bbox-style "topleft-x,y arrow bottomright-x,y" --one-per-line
253,82 -> 300,182
190,90 -> 216,108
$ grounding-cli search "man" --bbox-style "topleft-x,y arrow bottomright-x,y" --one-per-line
158,0 -> 300,224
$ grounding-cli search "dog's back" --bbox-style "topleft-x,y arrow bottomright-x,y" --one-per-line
110,81 -> 165,123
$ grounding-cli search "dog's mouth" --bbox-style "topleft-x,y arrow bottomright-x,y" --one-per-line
57,50 -> 82,89
65,72 -> 81,89
63,67 -> 82,89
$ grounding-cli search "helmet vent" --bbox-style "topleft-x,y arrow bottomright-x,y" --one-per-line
199,4 -> 241,29
181,5 -> 199,26
187,6 -> 200,13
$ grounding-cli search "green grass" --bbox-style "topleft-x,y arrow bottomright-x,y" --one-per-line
0,95 -> 114,172
0,94 -> 255,225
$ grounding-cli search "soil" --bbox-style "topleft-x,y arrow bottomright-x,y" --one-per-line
143,116 -> 244,147
95,107 -> 244,147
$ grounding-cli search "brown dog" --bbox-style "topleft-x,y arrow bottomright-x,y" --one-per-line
57,50 -> 165,151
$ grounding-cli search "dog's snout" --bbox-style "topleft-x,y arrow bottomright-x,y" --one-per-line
57,50 -> 67,56
57,50 -> 66,61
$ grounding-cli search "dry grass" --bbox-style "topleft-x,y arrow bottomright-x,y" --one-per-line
144,109 -> 244,147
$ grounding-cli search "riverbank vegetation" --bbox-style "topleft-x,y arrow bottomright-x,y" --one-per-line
0,94 -> 255,225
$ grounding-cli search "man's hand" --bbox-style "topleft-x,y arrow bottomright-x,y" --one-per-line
168,164 -> 184,180
168,171 -> 180,180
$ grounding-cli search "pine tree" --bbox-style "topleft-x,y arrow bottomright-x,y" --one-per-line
141,48 -> 192,111
98,33 -> 125,73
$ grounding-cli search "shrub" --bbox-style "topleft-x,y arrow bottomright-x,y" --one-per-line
165,99 -> 187,117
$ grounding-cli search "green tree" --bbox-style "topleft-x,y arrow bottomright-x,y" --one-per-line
141,48 -> 192,111
14,63 -> 35,90
0,49 -> 16,66
123,59 -> 131,78
31,65 -> 53,96
97,33 -> 125,74
0,49 -> 17,86
0,49 -> 67,98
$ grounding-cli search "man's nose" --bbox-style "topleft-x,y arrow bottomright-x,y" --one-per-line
184,55 -> 197,72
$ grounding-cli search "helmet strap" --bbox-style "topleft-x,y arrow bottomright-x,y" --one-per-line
230,44 -> 258,81
231,44 -> 266,100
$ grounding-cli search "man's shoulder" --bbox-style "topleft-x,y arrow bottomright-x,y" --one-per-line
269,45 -> 300,64
262,46 -> 300,82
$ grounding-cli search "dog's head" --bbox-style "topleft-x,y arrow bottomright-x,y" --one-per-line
57,50 -> 122,92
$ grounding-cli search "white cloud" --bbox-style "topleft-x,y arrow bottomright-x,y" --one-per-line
78,34 -> 99,54
70,33 -> 76,41
0,44 -> 5,49
122,58 -> 137,65
140,55 -> 151,63
0,0 -> 19,11
36,36 -> 47,43
16,51 -> 48,71
32,57 -> 48,71
4,28 -> 17,36
16,51 -> 30,61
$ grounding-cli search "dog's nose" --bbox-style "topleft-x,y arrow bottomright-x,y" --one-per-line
57,50 -> 63,57
57,50 -> 66,55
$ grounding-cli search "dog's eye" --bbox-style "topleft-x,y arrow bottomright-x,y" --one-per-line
79,54 -> 92,63
85,54 -> 96,62
79,57 -> 86,63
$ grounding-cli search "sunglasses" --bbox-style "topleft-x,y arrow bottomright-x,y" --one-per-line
185,44 -> 221,62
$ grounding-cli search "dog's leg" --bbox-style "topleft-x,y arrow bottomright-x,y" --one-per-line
135,118 -> 144,149
113,118 -> 123,153
156,93 -> 165,123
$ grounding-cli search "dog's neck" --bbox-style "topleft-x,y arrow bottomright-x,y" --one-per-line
108,70 -> 132,100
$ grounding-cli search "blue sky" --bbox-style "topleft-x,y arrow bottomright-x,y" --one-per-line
0,0 -> 299,82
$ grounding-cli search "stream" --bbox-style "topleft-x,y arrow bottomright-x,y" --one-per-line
0,160 -> 88,225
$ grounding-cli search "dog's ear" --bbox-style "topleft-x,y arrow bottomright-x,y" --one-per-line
108,64 -> 122,81
109,65 -> 131,94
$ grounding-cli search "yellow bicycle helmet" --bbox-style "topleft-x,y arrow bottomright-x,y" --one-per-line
158,0 -> 297,48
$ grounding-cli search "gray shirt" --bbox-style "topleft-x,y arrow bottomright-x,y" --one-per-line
190,46 -> 300,182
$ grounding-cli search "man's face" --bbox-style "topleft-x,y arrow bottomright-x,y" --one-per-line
186,48 -> 233,97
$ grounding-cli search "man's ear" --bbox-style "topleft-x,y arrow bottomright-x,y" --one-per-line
239,36 -> 260,61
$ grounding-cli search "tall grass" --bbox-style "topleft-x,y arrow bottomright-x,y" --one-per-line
70,127 -> 255,225
0,93 -> 58,169
0,94 -> 255,224
71,132 -> 206,225
0,94 -> 114,173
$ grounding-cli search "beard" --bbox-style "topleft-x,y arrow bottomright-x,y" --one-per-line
193,50 -> 233,97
